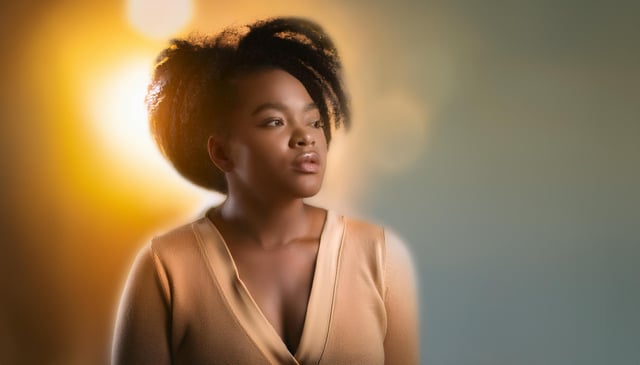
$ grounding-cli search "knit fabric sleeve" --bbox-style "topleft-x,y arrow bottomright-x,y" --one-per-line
383,229 -> 420,365
111,242 -> 172,365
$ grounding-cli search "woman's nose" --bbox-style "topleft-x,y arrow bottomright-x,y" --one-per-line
290,128 -> 315,148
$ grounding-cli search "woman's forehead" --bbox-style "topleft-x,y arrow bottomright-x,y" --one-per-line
231,69 -> 315,112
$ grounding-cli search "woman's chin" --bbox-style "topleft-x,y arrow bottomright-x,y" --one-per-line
289,178 -> 324,199
293,186 -> 322,199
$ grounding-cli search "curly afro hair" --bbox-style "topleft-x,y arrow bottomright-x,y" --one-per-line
146,17 -> 350,193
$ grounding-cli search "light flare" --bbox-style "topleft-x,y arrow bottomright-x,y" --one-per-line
127,0 -> 193,39
84,58 -> 166,177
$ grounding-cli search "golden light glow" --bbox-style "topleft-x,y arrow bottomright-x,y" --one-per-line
79,54 -> 218,212
127,0 -> 193,39
83,57 -> 167,177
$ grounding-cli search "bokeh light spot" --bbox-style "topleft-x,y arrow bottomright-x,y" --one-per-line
367,90 -> 429,173
85,58 -> 166,176
127,0 -> 193,39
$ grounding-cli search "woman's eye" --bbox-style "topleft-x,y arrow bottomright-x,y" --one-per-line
311,120 -> 325,128
265,119 -> 284,127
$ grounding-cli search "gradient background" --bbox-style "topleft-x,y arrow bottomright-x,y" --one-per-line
1,0 -> 639,364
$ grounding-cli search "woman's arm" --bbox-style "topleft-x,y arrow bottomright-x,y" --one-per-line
112,244 -> 172,365
383,230 -> 420,365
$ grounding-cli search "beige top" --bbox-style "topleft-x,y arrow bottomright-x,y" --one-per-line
112,210 -> 419,364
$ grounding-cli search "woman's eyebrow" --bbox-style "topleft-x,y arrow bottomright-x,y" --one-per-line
251,102 -> 318,116
303,102 -> 319,112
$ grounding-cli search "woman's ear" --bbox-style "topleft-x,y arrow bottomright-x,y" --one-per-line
207,135 -> 234,172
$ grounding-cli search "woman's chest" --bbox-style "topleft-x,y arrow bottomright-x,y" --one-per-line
230,240 -> 320,351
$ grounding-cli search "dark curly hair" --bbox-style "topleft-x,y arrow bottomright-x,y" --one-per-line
146,17 -> 350,193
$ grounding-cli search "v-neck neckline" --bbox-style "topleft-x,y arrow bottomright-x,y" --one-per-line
193,208 -> 345,364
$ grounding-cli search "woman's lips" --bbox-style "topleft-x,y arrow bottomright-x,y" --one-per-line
292,152 -> 321,173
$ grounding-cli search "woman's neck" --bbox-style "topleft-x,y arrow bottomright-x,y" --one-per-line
214,193 -> 313,250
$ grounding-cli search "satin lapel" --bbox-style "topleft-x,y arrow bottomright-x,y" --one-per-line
294,211 -> 345,364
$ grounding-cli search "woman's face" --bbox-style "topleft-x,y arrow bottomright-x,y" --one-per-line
220,68 -> 328,199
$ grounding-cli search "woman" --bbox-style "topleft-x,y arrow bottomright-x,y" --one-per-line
112,17 -> 418,365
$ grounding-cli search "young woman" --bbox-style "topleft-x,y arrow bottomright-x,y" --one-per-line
112,17 -> 418,365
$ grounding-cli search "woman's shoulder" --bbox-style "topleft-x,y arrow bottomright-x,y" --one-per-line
144,214 -> 214,260
338,213 -> 409,250
335,212 -> 413,270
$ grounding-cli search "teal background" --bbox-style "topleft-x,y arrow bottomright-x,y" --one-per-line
358,1 -> 640,364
